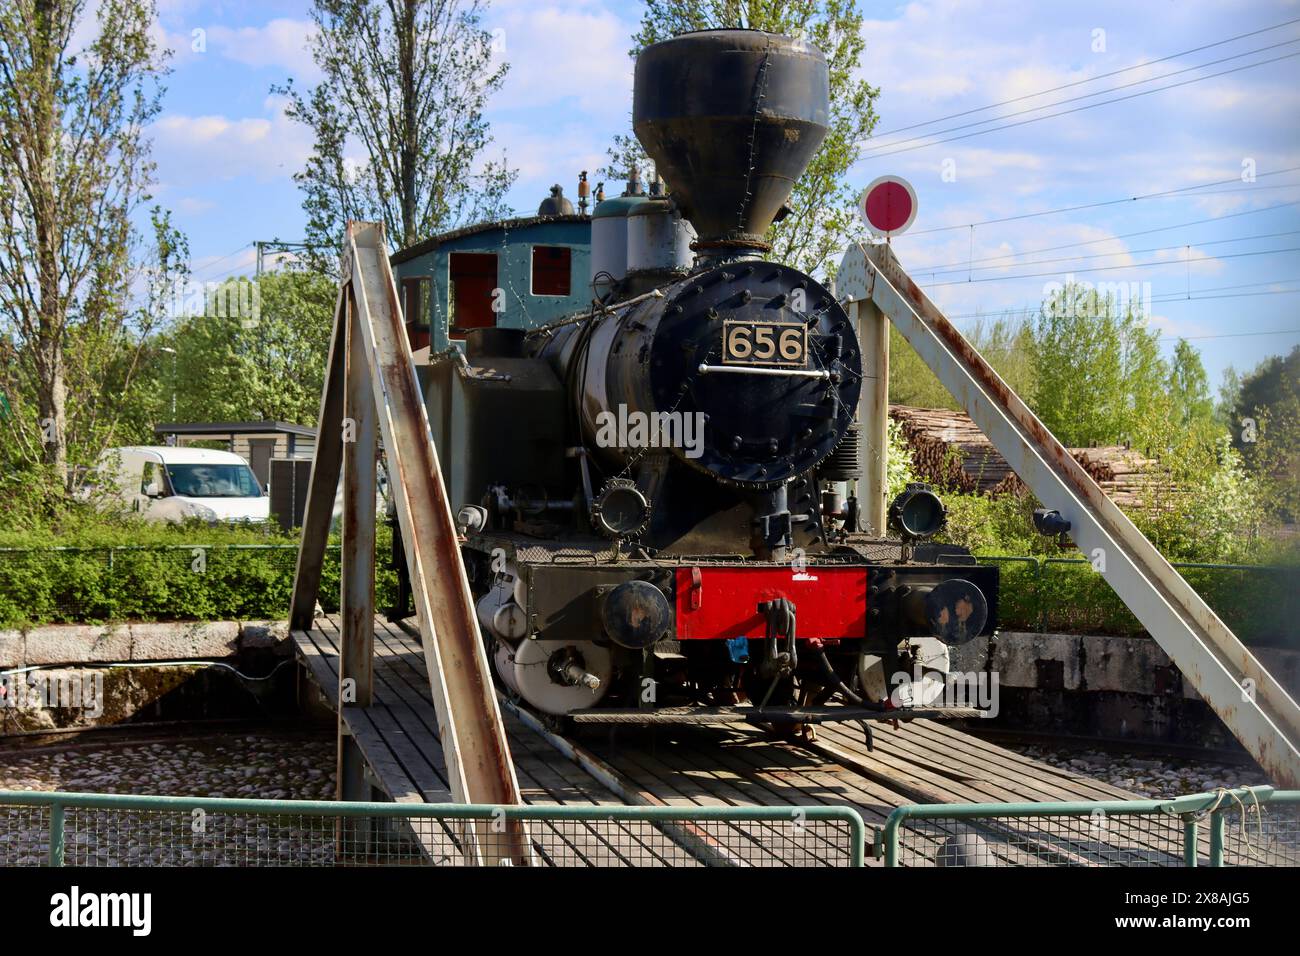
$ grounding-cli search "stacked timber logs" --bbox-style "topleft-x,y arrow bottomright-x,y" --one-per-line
1065,445 -> 1169,508
889,405 -> 1014,494
889,405 -> 1170,508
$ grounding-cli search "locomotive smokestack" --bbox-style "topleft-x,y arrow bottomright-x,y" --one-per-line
632,29 -> 830,263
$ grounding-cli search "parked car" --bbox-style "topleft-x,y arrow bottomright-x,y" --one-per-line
90,446 -> 271,524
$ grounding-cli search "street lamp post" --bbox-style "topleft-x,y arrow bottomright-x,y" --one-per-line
159,346 -> 177,420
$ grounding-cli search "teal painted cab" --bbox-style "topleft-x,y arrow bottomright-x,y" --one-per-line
390,215 -> 591,354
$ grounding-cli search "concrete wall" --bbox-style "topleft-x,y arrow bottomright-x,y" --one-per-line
0,621 -> 295,733
0,620 -> 290,669
950,631 -> 1300,752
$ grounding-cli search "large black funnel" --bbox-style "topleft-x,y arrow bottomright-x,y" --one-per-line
633,30 -> 829,259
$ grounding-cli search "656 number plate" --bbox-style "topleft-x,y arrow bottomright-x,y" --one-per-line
722,320 -> 808,367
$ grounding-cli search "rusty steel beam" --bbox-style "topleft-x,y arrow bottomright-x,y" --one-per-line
838,241 -> 1300,788
336,292 -> 377,826
851,298 -> 890,535
341,222 -> 528,864
340,291 -> 377,709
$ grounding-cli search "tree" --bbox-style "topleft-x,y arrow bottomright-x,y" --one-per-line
626,0 -> 879,278
0,0 -> 172,484
278,0 -> 516,271
1231,346 -> 1300,520
161,272 -> 339,426
599,133 -> 651,191
1167,339 -> 1214,430
1215,364 -> 1241,431
1029,283 -> 1170,450
889,313 -> 1036,410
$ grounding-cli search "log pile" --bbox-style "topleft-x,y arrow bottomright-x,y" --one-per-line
1064,446 -> 1169,507
889,405 -> 1014,494
889,404 -> 1170,508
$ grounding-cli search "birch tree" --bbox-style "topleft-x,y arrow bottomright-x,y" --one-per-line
0,0 -> 173,485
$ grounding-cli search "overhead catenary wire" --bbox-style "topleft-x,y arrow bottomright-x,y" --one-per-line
904,167 -> 1300,237
933,278 -> 1300,325
863,36 -> 1300,154
867,15 -> 1300,140
922,245 -> 1300,287
906,201 -> 1300,273
861,48 -> 1300,159
943,319 -> 1300,355
912,229 -> 1300,280
188,243 -> 254,281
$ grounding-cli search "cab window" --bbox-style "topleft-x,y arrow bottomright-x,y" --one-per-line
531,246 -> 571,296
448,252 -> 499,335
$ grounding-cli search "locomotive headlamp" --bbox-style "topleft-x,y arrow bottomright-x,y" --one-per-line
591,478 -> 651,539
888,483 -> 947,543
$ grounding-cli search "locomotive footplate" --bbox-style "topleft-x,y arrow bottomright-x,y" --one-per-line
567,705 -> 986,725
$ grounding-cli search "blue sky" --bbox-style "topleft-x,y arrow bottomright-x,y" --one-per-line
138,0 -> 1299,388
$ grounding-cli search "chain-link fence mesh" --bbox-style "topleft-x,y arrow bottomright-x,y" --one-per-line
1217,791 -> 1300,866
0,793 -> 864,867
0,804 -> 50,866
882,788 -> 1300,867
887,810 -> 1189,867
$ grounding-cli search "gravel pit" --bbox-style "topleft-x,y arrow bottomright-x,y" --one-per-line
0,727 -> 354,865
1007,742 -> 1271,798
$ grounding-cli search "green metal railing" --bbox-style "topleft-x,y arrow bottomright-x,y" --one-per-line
0,790 -> 866,868
878,786 -> 1300,867
981,556 -> 1298,647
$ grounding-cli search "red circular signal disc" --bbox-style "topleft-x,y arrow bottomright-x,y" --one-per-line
859,175 -> 918,237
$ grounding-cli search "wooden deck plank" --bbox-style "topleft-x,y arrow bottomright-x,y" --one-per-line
607,735 -> 851,866
293,613 -> 1200,868
370,621 -> 703,867
308,618 -> 700,866
315,619 -> 628,866
820,721 -> 1191,863
370,620 -> 606,802
304,623 -> 452,799
297,625 -> 470,862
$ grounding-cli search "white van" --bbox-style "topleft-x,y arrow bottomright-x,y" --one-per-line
92,446 -> 271,524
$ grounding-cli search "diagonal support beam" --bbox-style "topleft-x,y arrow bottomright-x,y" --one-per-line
838,241 -> 1300,788
289,283 -> 347,633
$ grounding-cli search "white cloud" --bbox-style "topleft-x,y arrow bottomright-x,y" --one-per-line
149,95 -> 314,184
206,18 -> 320,80
491,4 -> 635,116
172,196 -> 216,215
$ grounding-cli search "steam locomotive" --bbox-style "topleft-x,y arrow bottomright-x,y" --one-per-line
412,29 -> 998,731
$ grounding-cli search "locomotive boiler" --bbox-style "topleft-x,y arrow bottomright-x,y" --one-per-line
415,29 -> 998,730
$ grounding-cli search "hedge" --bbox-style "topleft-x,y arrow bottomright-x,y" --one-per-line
988,558 -> 1299,649
0,530 -> 1293,651
0,528 -> 399,629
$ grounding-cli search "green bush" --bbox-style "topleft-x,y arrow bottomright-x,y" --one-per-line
938,473 -> 1298,648
984,558 -> 1299,649
0,523 -> 399,628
